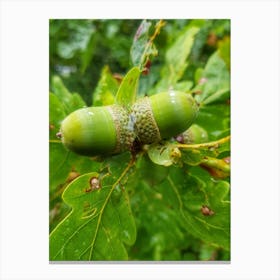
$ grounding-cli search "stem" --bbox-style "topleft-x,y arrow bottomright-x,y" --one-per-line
176,135 -> 230,150
49,139 -> 62,143
201,156 -> 230,173
150,19 -> 165,41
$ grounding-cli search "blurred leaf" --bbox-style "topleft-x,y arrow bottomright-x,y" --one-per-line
56,20 -> 95,61
200,156 -> 230,179
193,51 -> 230,105
80,32 -> 97,74
115,66 -> 141,107
155,26 -> 199,91
173,80 -> 193,92
50,153 -> 136,261
49,93 -> 66,140
136,154 -> 169,186
130,20 -> 164,70
195,103 -> 230,140
128,179 -> 187,260
194,68 -> 204,84
92,65 -> 119,106
199,243 -> 218,260
51,75 -> 86,113
168,166 -> 230,250
218,36 -> 230,71
130,20 -> 152,67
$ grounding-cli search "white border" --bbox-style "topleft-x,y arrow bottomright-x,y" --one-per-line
1,0 -> 279,279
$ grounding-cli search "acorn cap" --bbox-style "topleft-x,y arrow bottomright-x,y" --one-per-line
130,97 -> 161,144
131,91 -> 199,144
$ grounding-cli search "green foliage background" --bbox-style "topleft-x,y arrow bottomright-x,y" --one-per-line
49,19 -> 230,261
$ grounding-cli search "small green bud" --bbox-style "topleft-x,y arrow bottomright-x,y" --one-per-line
176,124 -> 208,144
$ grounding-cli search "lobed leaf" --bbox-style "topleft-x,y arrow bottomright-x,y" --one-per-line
154,26 -> 199,92
128,177 -> 188,260
195,103 -> 230,140
193,51 -> 230,105
49,153 -> 136,261
51,75 -> 86,114
129,162 -> 230,259
167,166 -> 230,250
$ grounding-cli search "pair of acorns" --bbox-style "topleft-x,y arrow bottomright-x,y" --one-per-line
58,90 -> 199,157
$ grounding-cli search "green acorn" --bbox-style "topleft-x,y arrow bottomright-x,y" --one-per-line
59,105 -> 135,156
58,91 -> 199,157
176,124 -> 208,144
131,91 -> 199,144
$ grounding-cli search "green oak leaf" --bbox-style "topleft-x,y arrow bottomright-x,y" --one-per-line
49,93 -> 66,140
136,153 -> 169,186
115,66 -> 141,107
49,153 -> 136,261
193,51 -> 230,105
92,65 -> 119,106
51,75 -> 86,114
130,19 -> 158,68
128,177 -> 188,260
218,36 -> 230,71
165,166 -> 230,250
154,26 -> 199,92
195,103 -> 230,140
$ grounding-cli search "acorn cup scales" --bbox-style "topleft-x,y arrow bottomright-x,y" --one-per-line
131,91 -> 199,144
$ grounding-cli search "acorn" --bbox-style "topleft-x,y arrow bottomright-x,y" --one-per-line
59,91 -> 199,157
131,91 -> 199,144
176,124 -> 208,144
59,105 -> 135,156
